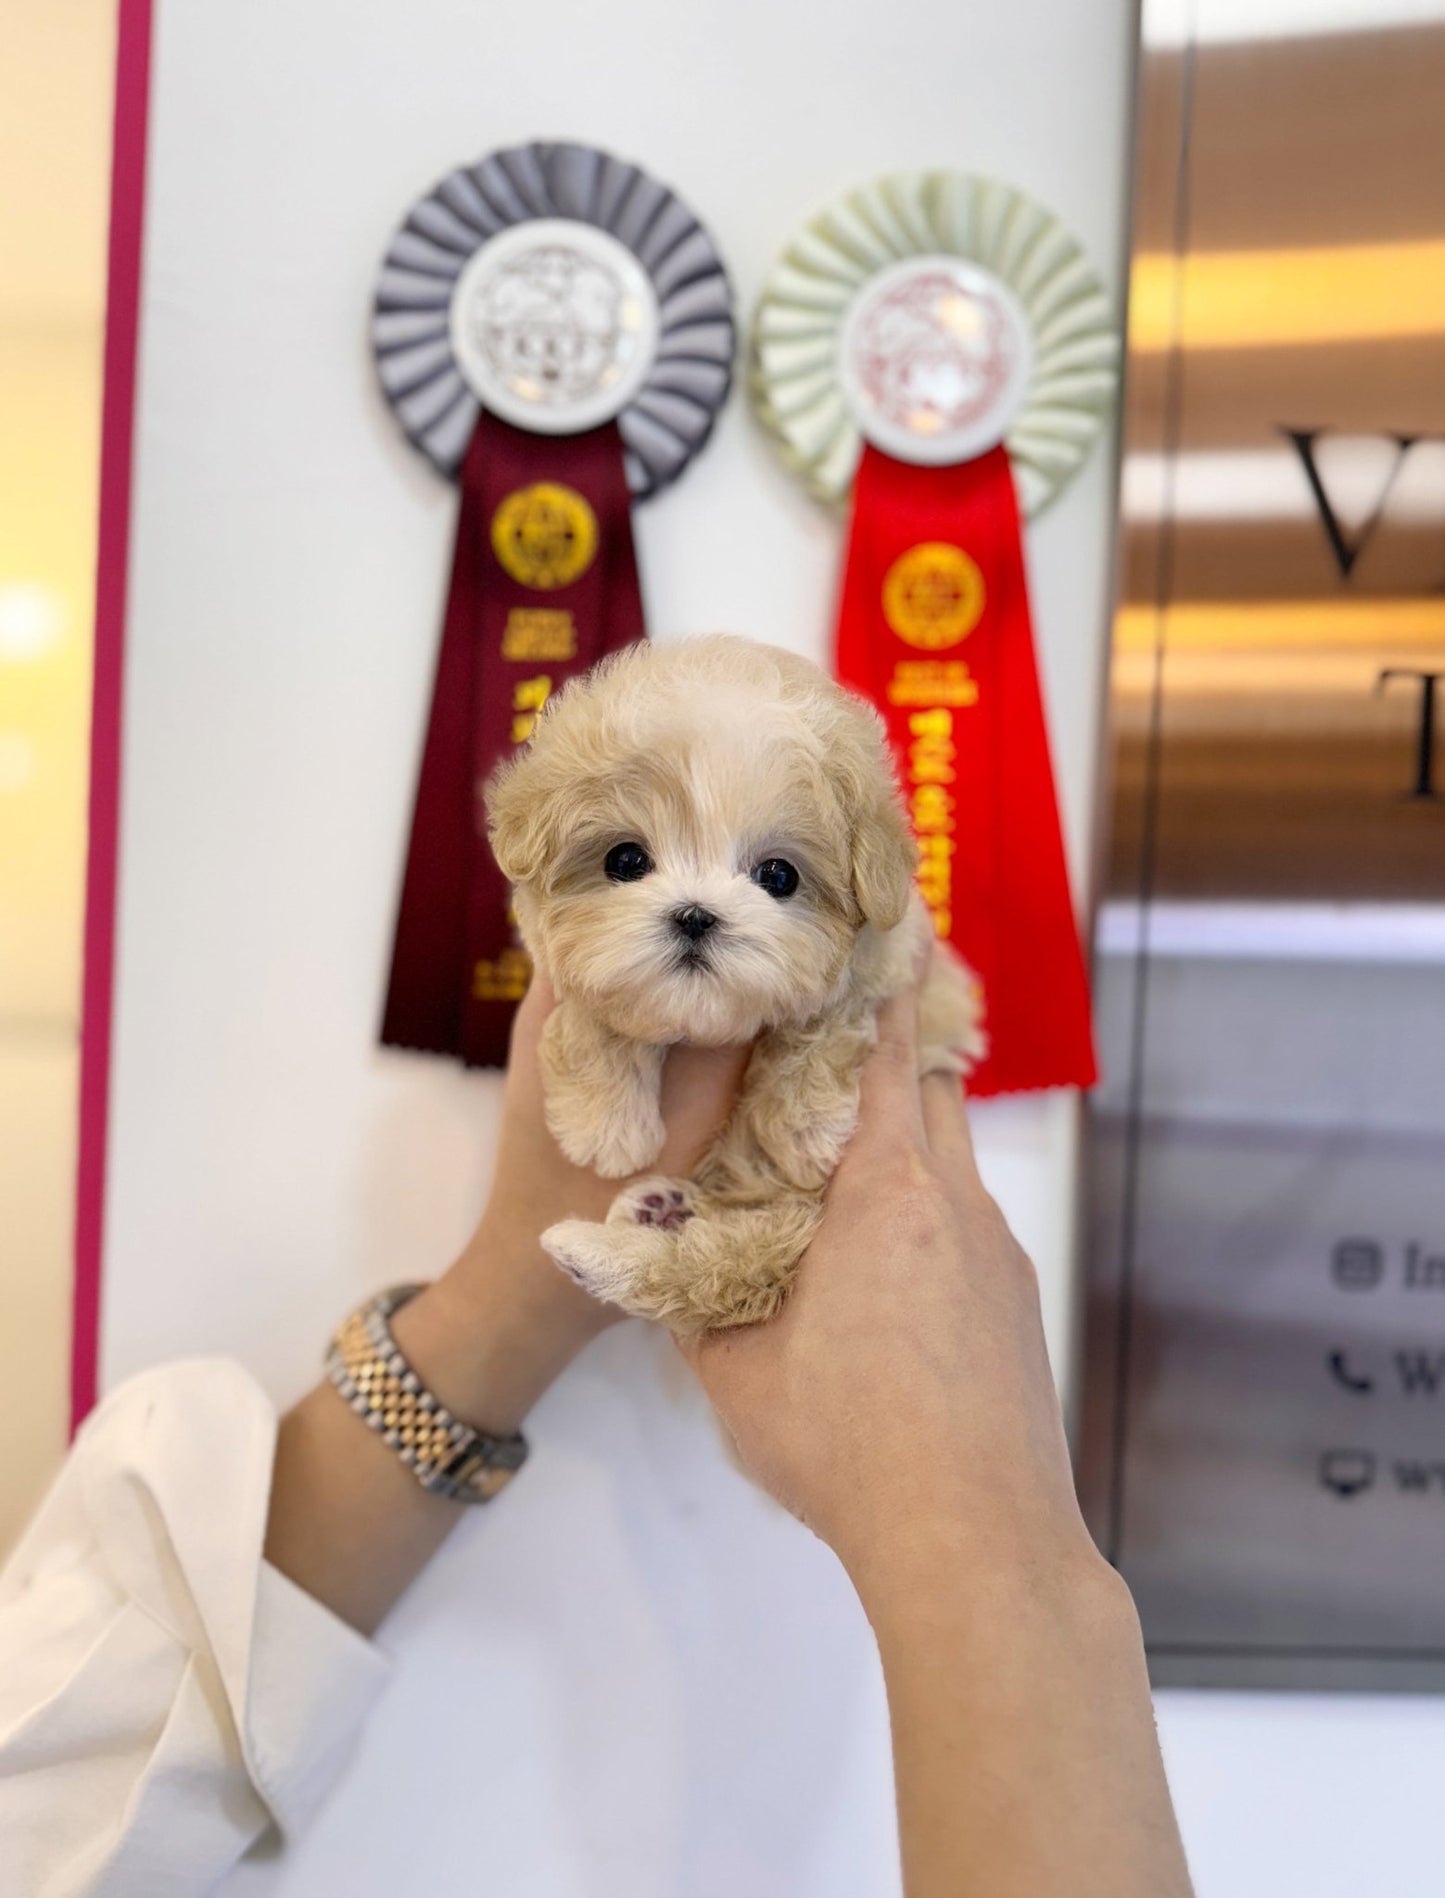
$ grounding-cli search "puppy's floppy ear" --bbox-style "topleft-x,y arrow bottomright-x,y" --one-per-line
485,744 -> 565,886
851,781 -> 916,929
830,693 -> 917,930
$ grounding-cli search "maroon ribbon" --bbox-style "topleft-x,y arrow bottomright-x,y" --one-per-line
381,410 -> 644,1066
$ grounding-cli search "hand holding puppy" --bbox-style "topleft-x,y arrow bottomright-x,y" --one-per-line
387,969 -> 752,1443
678,964 -> 1093,1607
679,966 -> 1193,1898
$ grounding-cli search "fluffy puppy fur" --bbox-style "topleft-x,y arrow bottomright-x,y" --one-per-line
486,635 -> 985,1336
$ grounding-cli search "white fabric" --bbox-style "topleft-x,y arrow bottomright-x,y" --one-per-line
0,1360 -> 390,1897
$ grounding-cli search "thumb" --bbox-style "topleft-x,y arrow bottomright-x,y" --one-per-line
852,982 -> 924,1153
655,1040 -> 753,1177
672,1330 -> 703,1376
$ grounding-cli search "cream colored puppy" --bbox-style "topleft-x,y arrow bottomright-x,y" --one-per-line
486,635 -> 984,1336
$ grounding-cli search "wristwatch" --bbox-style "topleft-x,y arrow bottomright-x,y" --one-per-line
325,1283 -> 529,1503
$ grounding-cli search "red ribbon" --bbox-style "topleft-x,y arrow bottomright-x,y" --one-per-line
381,411 -> 644,1067
835,443 -> 1097,1095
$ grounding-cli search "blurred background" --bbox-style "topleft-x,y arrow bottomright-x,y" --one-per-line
1082,0 -> 1445,1693
0,0 -> 115,1537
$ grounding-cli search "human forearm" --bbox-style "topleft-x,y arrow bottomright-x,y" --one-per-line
864,1538 -> 1193,1898
264,1229 -> 607,1635
264,973 -> 747,1639
687,974 -> 1194,1893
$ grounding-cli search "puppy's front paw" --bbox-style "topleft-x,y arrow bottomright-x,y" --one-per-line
545,1100 -> 666,1179
539,1003 -> 667,1178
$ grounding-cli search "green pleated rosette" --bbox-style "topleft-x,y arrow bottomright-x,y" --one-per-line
750,172 -> 1118,516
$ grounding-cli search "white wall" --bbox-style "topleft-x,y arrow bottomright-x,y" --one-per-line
104,1 -> 1133,1892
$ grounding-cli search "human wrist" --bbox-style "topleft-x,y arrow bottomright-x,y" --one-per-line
388,1231 -> 611,1436
865,1542 -> 1139,1708
844,1499 -> 1121,1653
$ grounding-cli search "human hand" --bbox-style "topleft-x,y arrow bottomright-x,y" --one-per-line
393,973 -> 751,1433
679,959 -> 1104,1618
270,975 -> 749,1634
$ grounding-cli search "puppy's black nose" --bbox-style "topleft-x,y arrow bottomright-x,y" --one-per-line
673,905 -> 718,942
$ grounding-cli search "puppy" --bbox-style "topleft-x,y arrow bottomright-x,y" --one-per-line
485,635 -> 984,1336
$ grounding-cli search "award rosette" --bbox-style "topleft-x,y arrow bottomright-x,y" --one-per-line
373,141 -> 734,1066
751,173 -> 1117,1095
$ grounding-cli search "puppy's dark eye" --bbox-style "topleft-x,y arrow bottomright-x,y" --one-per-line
751,858 -> 800,899
605,842 -> 652,882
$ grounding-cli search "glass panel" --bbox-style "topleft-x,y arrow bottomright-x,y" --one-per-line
1080,0 -> 1445,1689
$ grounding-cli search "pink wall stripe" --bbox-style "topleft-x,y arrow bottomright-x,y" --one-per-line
72,0 -> 155,1431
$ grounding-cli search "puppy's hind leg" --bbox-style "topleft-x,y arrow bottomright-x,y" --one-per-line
544,1188 -> 822,1337
597,1194 -> 821,1336
663,1197 -> 823,1336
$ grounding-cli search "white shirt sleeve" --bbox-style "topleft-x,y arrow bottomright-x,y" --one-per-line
0,1359 -> 391,1898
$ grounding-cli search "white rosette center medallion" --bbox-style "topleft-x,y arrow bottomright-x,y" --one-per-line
449,220 -> 662,436
839,256 -> 1033,467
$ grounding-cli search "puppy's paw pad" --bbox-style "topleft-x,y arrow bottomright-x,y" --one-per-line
608,1178 -> 695,1232
639,1188 -> 694,1231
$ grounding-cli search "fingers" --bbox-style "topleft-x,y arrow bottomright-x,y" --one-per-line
909,923 -> 934,986
655,1040 -> 752,1177
672,1329 -> 703,1377
506,966 -> 556,1069
920,1071 -> 980,1173
497,974 -> 554,1128
853,980 -> 925,1152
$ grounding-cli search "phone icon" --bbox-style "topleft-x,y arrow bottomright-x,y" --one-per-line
1328,1350 -> 1374,1395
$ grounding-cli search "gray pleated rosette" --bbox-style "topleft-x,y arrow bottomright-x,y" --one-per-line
373,141 -> 736,500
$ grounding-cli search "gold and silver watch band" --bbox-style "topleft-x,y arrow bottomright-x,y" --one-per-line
325,1283 -> 529,1503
